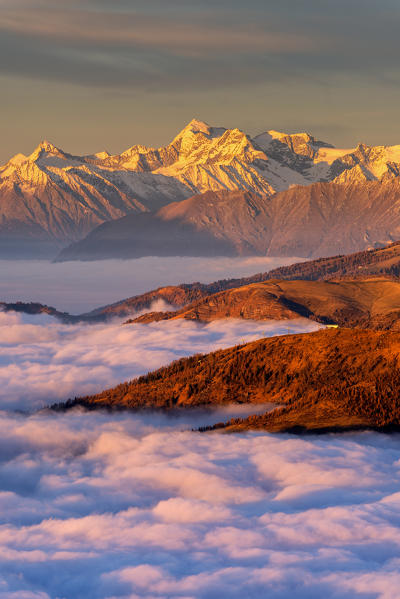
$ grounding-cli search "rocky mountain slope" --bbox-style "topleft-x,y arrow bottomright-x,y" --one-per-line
130,278 -> 400,330
7,118 -> 400,257
57,178 -> 400,261
56,190 -> 272,260
55,328 -> 400,434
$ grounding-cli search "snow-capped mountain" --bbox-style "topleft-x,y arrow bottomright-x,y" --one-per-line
3,118 -> 400,256
0,139 -> 191,247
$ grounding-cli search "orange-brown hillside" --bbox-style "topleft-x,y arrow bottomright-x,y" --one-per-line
130,278 -> 400,330
57,328 -> 400,433
87,241 -> 400,321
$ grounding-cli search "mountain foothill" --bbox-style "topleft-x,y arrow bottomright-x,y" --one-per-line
21,240 -> 400,433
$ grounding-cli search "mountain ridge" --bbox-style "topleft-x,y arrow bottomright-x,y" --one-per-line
6,241 -> 400,323
58,180 -> 400,261
129,278 -> 400,331
5,119 -> 400,257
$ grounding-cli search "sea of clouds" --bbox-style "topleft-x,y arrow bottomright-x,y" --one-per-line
1,282 -> 399,599
0,409 -> 399,599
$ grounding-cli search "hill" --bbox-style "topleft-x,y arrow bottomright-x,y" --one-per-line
260,240 -> 400,280
53,328 -> 400,433
56,190 -> 267,261
7,243 -> 400,324
81,242 -> 400,320
129,278 -> 400,330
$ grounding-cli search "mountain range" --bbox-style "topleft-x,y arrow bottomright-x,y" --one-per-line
5,119 -> 400,258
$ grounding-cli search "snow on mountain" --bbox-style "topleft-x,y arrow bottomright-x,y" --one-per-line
4,119 -> 400,256
0,140 -> 191,247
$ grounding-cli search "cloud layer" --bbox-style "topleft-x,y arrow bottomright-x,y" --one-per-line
0,310 -> 321,410
0,286 -> 398,598
0,409 -> 399,598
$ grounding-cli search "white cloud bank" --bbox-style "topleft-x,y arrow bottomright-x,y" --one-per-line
0,410 -> 399,598
0,311 -> 321,410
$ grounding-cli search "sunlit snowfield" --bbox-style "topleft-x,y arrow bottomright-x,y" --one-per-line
1,261 -> 400,599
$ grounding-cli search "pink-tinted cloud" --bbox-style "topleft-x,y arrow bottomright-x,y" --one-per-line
0,409 -> 400,598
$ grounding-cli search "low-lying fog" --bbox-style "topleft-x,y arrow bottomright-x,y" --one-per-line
0,255 -> 302,313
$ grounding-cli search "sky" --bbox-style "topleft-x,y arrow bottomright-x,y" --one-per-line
1,0 -> 400,162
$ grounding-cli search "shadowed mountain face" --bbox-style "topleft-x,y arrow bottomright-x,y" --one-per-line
56,210 -> 237,261
55,328 -> 400,434
57,180 -> 400,261
129,278 -> 400,331
6,119 -> 400,258
56,190 -> 271,260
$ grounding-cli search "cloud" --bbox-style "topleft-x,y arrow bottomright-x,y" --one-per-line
0,5 -> 313,55
0,408 -> 399,598
1,0 -> 399,92
0,309 -> 321,410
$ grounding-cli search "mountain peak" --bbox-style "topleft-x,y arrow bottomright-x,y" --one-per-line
173,119 -> 212,141
186,118 -> 212,133
37,140 -> 58,153
28,140 -> 61,161
172,119 -> 227,145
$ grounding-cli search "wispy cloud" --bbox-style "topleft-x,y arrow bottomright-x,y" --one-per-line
2,0 -> 399,92
0,5 -> 314,55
